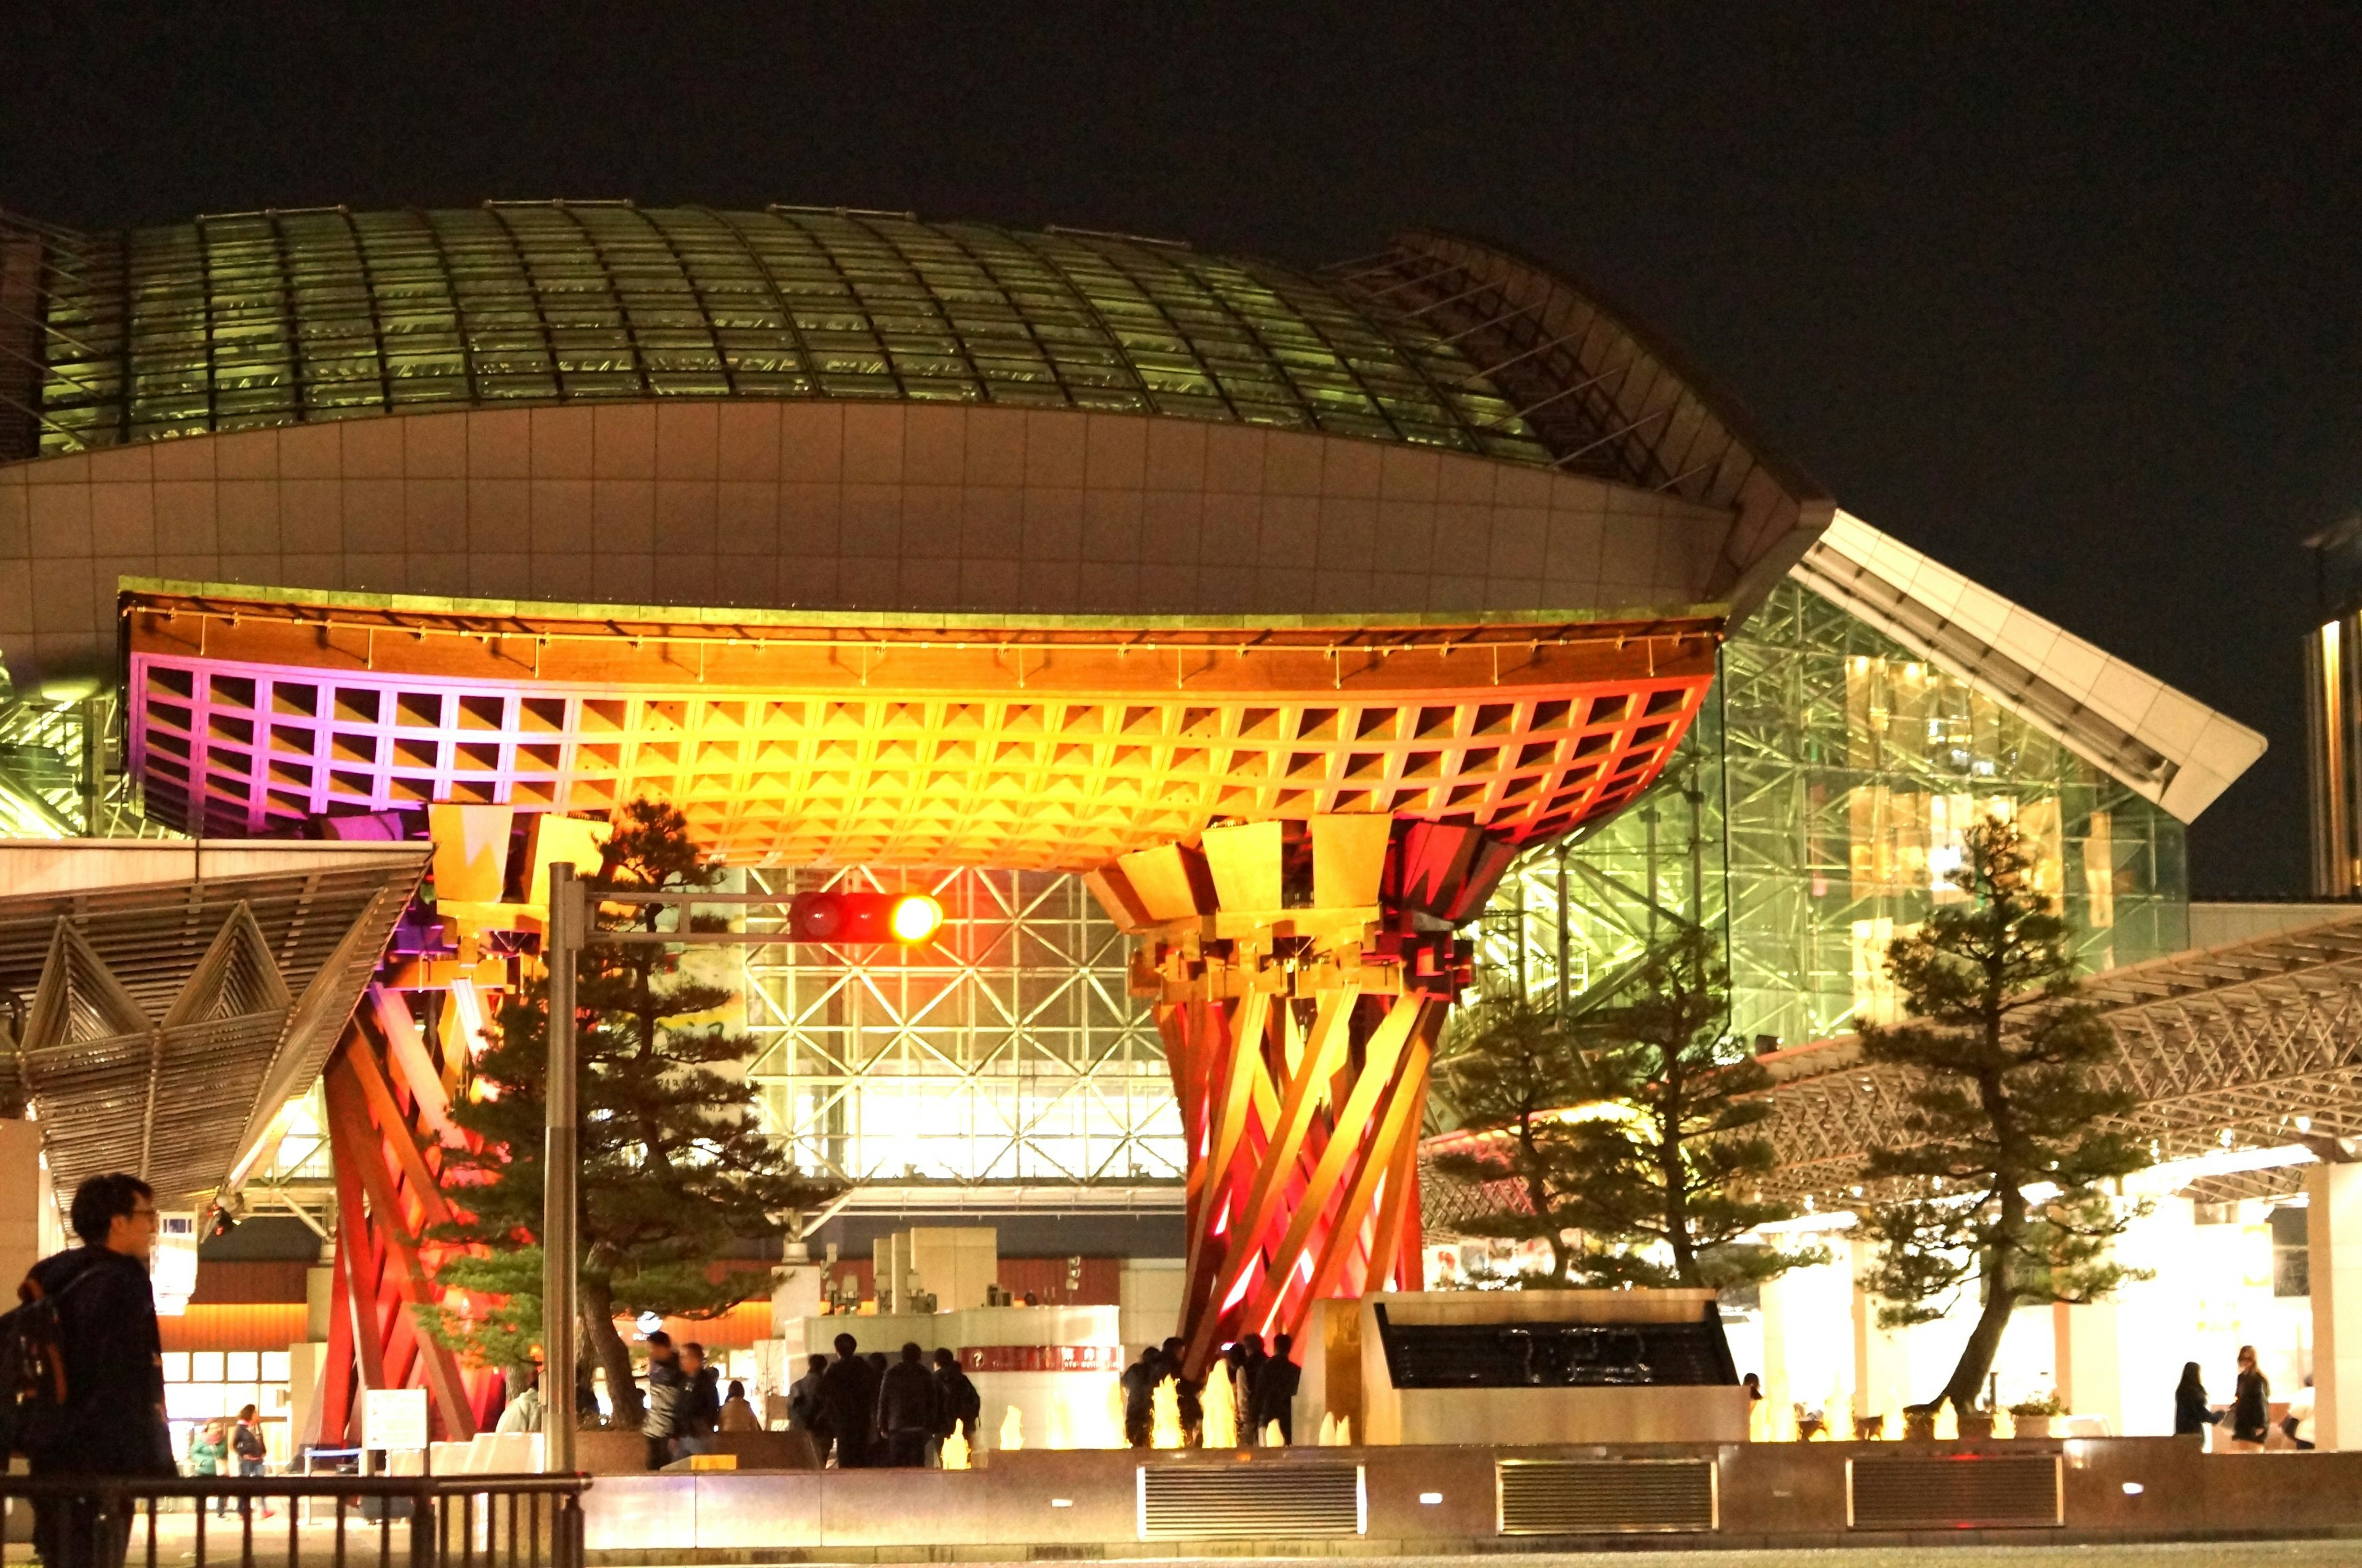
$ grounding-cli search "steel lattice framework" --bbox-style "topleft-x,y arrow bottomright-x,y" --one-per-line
1466,581 -> 2190,1051
1757,911 -> 2362,1209
740,864 -> 1183,1193
0,842 -> 426,1207
0,693 -> 175,840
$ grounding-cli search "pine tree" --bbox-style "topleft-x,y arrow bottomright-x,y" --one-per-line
1552,928 -> 1819,1290
1430,996 -> 1594,1285
1857,814 -> 2149,1416
429,800 -> 840,1423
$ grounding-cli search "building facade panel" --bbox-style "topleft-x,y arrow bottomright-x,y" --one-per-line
2,404 -> 1738,691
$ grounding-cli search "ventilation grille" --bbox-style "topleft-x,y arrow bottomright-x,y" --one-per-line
1848,1455 -> 2062,1530
1496,1459 -> 1717,1535
1137,1463 -> 1363,1540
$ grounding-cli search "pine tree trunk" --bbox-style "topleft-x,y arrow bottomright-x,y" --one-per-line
1935,1249 -> 2017,1415
1660,1133 -> 1696,1286
579,1270 -> 644,1427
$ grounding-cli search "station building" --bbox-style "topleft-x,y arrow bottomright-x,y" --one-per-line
0,201 -> 2307,1451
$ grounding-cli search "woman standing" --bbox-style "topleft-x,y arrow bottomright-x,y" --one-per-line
232,1404 -> 272,1516
2230,1345 -> 2271,1452
187,1419 -> 229,1515
2173,1362 -> 2222,1446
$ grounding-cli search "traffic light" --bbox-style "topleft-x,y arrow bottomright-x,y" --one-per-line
785,890 -> 944,946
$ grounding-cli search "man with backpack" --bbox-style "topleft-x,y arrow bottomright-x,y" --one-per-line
7,1172 -> 174,1568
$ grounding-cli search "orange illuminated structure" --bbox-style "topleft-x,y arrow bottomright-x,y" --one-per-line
6,205 -> 1835,1376
123,588 -> 1720,1364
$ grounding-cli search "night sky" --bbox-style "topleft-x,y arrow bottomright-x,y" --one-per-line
5,7 -> 2355,897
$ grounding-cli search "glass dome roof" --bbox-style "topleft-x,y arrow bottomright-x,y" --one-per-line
27,203 -> 1554,464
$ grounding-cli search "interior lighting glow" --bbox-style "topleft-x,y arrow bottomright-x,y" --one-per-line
2122,1482 -> 2144,1496
1419,1492 -> 1444,1505
891,893 -> 945,944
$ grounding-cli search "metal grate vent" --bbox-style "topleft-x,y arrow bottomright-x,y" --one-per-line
1496,1459 -> 1718,1535
1137,1463 -> 1364,1540
1848,1455 -> 2062,1530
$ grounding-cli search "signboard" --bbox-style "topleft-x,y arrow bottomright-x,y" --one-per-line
151,1212 -> 198,1316
363,1387 -> 429,1451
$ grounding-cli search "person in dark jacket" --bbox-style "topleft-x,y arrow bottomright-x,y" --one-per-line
641,1333 -> 685,1470
1254,1333 -> 1301,1444
787,1353 -> 832,1460
931,1348 -> 980,1457
818,1333 -> 878,1468
1160,1337 -> 1204,1446
875,1342 -> 939,1467
674,1342 -> 721,1457
24,1172 -> 175,1568
1119,1347 -> 1161,1448
2173,1361 -> 2222,1441
2230,1344 -> 2270,1451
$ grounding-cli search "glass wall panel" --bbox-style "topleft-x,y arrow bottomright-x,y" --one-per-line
1481,581 -> 2189,1048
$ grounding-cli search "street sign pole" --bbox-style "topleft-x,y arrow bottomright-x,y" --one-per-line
541,864 -> 579,1476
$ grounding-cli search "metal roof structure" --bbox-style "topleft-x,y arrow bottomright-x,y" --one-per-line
0,840 -> 427,1208
1756,908 -> 2362,1210
1794,511 -> 2265,822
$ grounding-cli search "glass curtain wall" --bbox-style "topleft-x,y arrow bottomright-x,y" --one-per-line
739,865 -> 1183,1188
1477,581 -> 2189,1046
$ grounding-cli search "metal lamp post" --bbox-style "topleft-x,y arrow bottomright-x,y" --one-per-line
533,875 -> 934,1475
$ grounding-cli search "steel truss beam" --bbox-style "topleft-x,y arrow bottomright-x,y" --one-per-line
1757,911 -> 2362,1208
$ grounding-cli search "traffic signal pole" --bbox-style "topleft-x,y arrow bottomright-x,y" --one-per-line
542,864 -> 579,1476
536,877 -> 939,1474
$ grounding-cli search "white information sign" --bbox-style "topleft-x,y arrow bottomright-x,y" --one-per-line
363,1387 -> 430,1451
151,1212 -> 198,1316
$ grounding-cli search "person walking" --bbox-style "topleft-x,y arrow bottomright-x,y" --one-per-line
2230,1345 -> 2271,1452
875,1343 -> 939,1467
186,1419 -> 229,1516
231,1404 -> 271,1516
2173,1361 -> 2222,1444
787,1353 -> 832,1460
642,1332 -> 686,1470
675,1343 -> 721,1458
819,1333 -> 879,1468
930,1348 -> 980,1457
22,1172 -> 175,1568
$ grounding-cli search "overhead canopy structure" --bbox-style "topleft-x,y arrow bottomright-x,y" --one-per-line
1795,511 -> 2264,823
0,840 -> 428,1208
1756,910 -> 2362,1210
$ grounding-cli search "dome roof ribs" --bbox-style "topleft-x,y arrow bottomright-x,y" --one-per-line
1332,229 -> 1832,619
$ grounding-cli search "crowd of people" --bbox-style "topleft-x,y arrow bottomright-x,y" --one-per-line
770,1333 -> 981,1468
1119,1331 -> 1298,1447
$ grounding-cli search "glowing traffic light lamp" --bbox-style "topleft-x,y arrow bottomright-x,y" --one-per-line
785,890 -> 944,946
889,893 -> 945,944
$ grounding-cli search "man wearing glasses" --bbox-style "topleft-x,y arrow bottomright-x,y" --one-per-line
22,1172 -> 174,1568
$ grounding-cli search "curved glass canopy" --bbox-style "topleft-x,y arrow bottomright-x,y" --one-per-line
29,204 -> 1553,464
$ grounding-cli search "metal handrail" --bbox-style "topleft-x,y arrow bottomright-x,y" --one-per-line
0,1471 -> 588,1568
